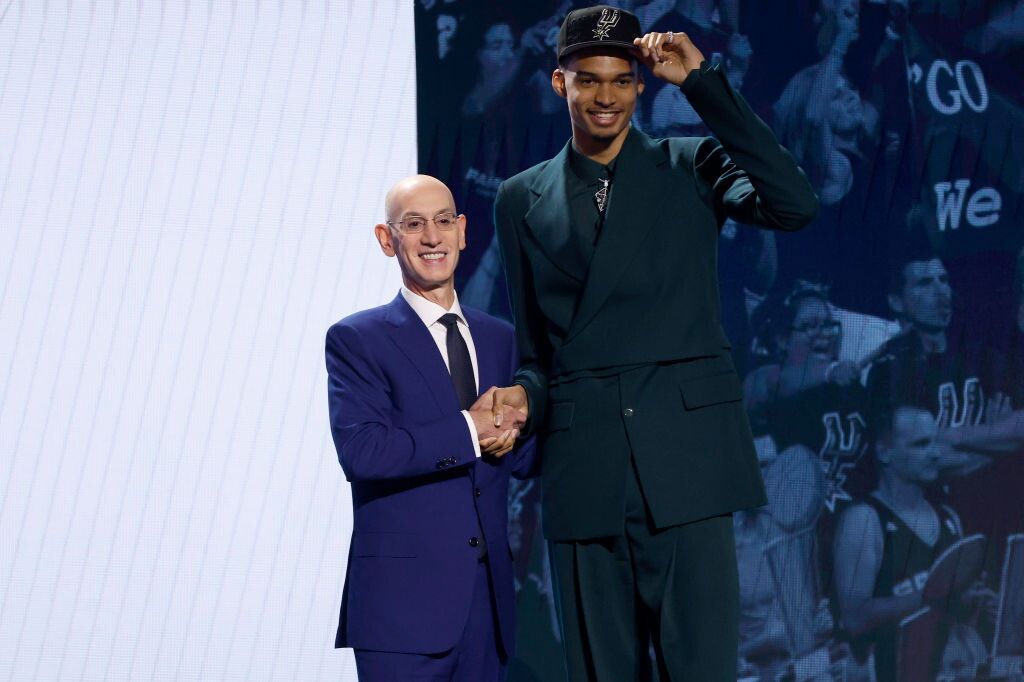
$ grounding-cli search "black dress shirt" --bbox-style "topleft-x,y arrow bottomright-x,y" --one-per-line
567,144 -> 618,249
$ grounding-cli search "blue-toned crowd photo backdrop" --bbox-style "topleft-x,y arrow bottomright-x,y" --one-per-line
415,1 -> 1024,680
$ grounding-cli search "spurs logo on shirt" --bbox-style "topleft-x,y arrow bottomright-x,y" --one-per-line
937,377 -> 984,428
592,8 -> 620,40
819,411 -> 867,512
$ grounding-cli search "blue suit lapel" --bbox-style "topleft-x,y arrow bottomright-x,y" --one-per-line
384,294 -> 461,414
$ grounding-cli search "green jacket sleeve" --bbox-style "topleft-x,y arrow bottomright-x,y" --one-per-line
493,181 -> 550,437
682,62 -> 820,231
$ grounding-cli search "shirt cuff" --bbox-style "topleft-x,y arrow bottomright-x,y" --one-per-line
462,410 -> 482,459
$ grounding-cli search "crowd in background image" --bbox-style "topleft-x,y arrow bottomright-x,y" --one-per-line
414,0 -> 1024,679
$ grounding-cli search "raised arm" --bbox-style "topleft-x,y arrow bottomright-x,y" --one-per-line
687,64 -> 820,231
634,30 -> 819,230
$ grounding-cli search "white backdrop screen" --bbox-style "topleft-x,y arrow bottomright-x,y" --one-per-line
0,1 -> 415,680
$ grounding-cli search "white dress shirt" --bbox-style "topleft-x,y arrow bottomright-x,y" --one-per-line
400,287 -> 482,458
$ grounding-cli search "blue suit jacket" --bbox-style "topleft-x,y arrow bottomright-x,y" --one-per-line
326,292 -> 535,655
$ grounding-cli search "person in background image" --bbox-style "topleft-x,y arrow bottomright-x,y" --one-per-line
736,282 -> 870,680
461,4 -> 577,316
456,17 -> 527,301
865,247 -> 1024,654
942,249 -> 1024,638
733,434 -> 831,682
716,217 -> 777,376
773,0 -> 877,209
326,175 -> 536,681
647,31 -> 751,135
638,0 -> 752,135
745,282 -> 872,515
519,1 -> 576,120
462,22 -> 522,118
865,249 -> 1024,462
832,404 -> 993,682
771,0 -> 916,317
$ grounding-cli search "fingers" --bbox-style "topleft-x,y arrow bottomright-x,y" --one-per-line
494,444 -> 515,458
492,428 -> 518,457
985,392 -> 1011,423
481,429 -> 509,454
481,429 -> 518,457
634,31 -> 671,64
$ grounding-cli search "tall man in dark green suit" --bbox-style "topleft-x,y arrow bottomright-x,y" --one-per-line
486,5 -> 819,680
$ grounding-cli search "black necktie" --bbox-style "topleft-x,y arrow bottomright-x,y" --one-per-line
438,313 -> 476,409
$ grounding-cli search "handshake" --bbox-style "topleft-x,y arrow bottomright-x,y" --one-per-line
468,385 -> 529,458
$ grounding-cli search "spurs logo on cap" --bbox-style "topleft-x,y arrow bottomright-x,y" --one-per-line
557,5 -> 641,60
592,8 -> 620,40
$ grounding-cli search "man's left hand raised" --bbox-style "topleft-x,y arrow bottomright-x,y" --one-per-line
632,31 -> 706,86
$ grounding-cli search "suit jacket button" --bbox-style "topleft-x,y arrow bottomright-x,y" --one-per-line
468,536 -> 480,547
474,488 -> 482,498
623,408 -> 634,417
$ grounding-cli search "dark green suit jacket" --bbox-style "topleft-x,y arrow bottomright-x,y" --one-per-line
494,64 -> 819,541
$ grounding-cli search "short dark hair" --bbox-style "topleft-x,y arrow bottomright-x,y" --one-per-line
872,403 -> 933,455
887,247 -> 944,296
888,206 -> 941,295
750,279 -> 831,359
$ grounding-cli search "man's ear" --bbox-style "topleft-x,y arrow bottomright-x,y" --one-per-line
551,68 -> 567,99
637,69 -> 645,96
457,214 -> 467,252
887,293 -> 905,318
374,223 -> 395,257
875,441 -> 892,466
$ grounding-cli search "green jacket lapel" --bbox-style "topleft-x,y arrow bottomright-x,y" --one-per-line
565,127 -> 672,343
523,141 -> 588,284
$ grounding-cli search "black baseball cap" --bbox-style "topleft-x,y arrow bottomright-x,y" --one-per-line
557,5 -> 643,62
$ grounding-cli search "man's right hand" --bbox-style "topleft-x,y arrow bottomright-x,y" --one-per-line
469,390 -> 526,458
490,385 -> 529,458
469,402 -> 526,440
488,385 -> 529,426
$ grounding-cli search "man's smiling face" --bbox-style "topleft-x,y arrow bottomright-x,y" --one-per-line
554,49 -> 643,145
375,177 -> 466,296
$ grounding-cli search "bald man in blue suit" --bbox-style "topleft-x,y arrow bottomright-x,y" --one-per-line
326,175 -> 535,681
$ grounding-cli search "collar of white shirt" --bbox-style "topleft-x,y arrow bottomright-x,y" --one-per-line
400,286 -> 467,328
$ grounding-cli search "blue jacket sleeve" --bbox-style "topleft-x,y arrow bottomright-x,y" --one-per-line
326,322 -> 477,482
